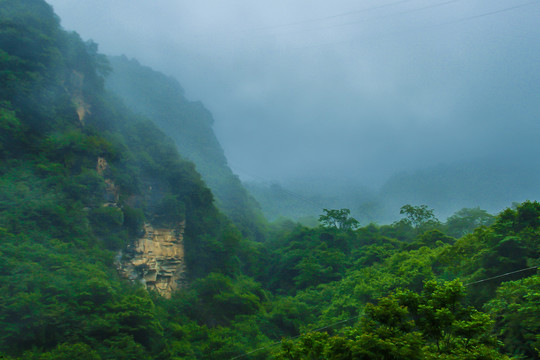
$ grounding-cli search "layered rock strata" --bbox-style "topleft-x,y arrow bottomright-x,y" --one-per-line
118,222 -> 186,298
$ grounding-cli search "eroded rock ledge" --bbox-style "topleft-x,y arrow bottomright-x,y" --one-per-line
118,222 -> 187,298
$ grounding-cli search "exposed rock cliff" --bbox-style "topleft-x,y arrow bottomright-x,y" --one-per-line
118,222 -> 186,298
97,156 -> 187,297
69,70 -> 91,125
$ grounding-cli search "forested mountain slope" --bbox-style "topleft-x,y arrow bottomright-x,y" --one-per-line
0,1 -> 538,359
105,56 -> 266,241
0,0 -> 251,357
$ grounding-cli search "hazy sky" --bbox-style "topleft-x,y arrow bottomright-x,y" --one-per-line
46,0 -> 540,187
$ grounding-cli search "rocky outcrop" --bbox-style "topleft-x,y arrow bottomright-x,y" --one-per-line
70,70 -> 91,125
118,222 -> 186,298
98,157 -> 186,298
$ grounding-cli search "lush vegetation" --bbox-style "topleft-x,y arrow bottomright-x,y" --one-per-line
0,1 -> 538,359
0,0 -> 251,357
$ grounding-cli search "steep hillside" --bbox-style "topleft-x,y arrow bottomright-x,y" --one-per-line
0,0 -> 247,357
0,0 -> 239,278
105,56 -> 266,240
1,1 -> 537,359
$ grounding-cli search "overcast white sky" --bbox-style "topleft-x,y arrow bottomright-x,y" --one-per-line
46,0 -> 540,187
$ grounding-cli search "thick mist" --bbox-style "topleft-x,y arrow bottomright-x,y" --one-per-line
46,0 -> 540,219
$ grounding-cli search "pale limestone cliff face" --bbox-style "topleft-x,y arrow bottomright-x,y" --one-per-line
70,70 -> 90,125
97,157 -> 186,297
118,222 -> 186,298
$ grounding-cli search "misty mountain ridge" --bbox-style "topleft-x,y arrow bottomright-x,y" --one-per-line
44,0 -> 540,226
105,55 -> 266,240
379,156 -> 540,216
101,55 -> 537,227
246,156 -> 540,224
1,1 -> 538,359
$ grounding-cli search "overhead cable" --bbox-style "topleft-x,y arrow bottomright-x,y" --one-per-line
229,265 -> 539,359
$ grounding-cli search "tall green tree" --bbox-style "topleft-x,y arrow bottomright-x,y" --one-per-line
275,280 -> 509,360
397,204 -> 440,235
485,275 -> 540,359
319,208 -> 360,231
445,207 -> 495,238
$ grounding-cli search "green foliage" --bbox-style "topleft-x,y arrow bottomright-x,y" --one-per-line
122,205 -> 145,236
485,275 -> 540,359
0,104 -> 25,159
355,296 -> 423,360
276,332 -> 331,360
0,0 -> 244,358
276,281 -> 509,360
155,195 -> 185,224
445,207 -> 495,238
263,296 -> 312,338
188,273 -> 266,326
406,229 -> 455,250
263,225 -> 355,293
293,245 -> 347,289
29,343 -> 102,360
1,1 -> 538,359
493,200 -> 540,234
319,208 -> 360,231
397,204 -> 441,235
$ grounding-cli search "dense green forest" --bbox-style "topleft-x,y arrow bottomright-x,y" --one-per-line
0,1 -> 538,359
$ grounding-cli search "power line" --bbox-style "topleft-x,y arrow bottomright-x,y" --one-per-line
195,0 -> 538,51
290,0 -> 539,50
199,0 -> 416,39
270,0 -> 458,39
465,265 -> 538,286
229,265 -> 539,359
244,0 -> 416,33
203,0 -> 461,48
445,0 -> 540,24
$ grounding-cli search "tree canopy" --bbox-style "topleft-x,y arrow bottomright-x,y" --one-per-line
0,1 -> 538,359
319,208 -> 360,231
